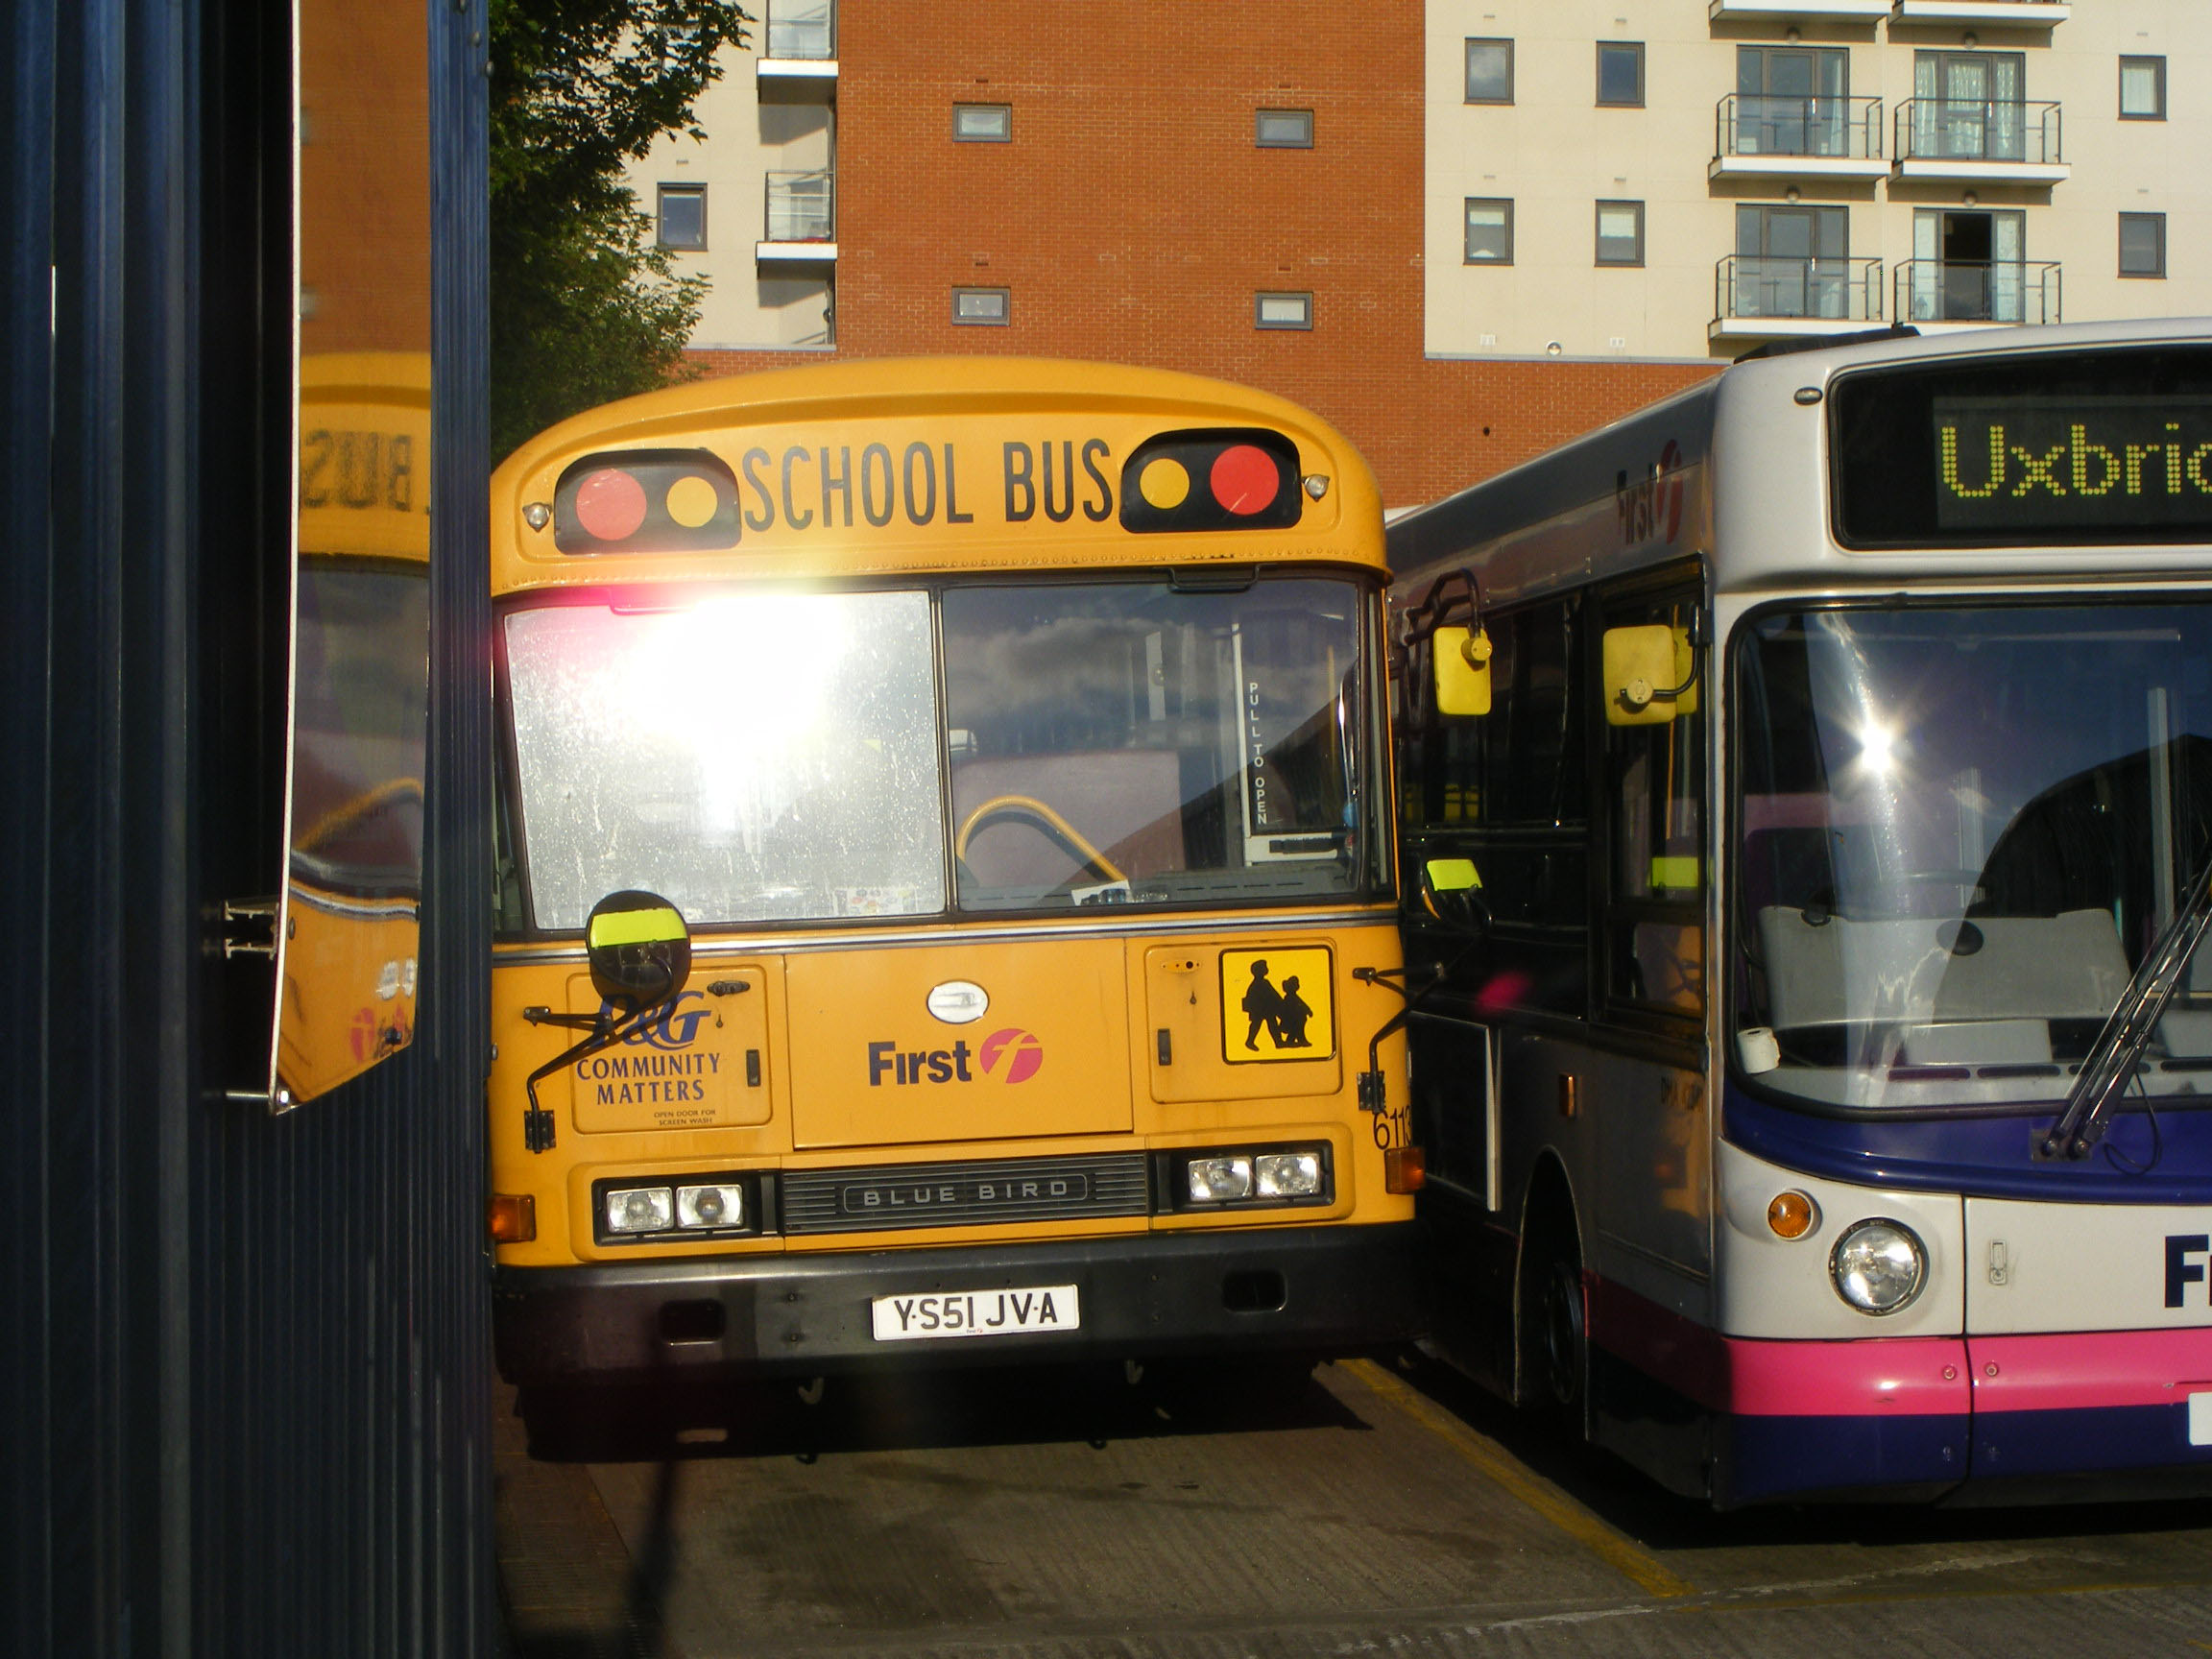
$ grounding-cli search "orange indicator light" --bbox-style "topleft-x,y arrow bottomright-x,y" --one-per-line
1767,1190 -> 1817,1239
489,1193 -> 538,1243
1384,1145 -> 1426,1194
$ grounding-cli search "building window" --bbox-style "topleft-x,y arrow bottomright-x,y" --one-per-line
952,103 -> 1011,142
2120,212 -> 2166,278
1255,292 -> 1313,329
1597,41 -> 1645,108
657,184 -> 707,250
951,286 -> 1010,325
2120,56 -> 2166,120
1464,198 -> 1513,264
1255,108 -> 1314,148
1596,201 -> 1645,266
1465,38 -> 1513,104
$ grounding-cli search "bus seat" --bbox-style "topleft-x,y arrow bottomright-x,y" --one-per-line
1758,907 -> 2131,1041
952,751 -> 1187,887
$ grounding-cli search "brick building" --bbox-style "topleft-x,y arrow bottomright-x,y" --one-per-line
632,0 -> 2204,509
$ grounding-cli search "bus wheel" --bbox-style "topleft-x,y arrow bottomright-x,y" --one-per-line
1519,1209 -> 1587,1433
1538,1255 -> 1586,1416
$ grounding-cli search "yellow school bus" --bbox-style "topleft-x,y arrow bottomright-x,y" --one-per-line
275,352 -> 429,1104
486,357 -> 1421,1414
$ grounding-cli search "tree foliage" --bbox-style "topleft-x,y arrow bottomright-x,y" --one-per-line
489,0 -> 755,460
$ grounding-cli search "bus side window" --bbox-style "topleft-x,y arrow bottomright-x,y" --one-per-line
1604,590 -> 1705,1017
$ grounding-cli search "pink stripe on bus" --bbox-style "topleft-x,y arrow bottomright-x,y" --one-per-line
1587,1275 -> 1969,1418
1968,1328 -> 2212,1414
1723,1333 -> 1971,1417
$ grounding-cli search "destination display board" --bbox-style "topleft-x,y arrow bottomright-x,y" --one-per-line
1831,345 -> 2212,548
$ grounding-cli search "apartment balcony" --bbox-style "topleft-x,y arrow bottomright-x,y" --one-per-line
1893,100 -> 2068,183
1712,255 -> 1884,343
1892,0 -> 2069,27
757,170 -> 836,267
1710,0 -> 1889,18
1711,95 -> 1887,182
1895,259 -> 2060,327
759,0 -> 835,95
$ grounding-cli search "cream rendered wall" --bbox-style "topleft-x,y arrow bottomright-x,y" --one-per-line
627,48 -> 836,350
1427,0 -> 2212,362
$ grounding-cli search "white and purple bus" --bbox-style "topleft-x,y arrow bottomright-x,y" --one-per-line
1389,320 -> 2212,1506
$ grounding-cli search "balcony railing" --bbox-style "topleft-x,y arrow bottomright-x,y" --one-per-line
1717,94 -> 1883,163
1717,256 -> 1883,326
1895,259 -> 2061,325
1894,99 -> 2062,167
765,0 -> 834,60
763,170 -> 834,242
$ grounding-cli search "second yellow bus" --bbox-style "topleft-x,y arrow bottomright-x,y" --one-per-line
485,358 -> 1422,1421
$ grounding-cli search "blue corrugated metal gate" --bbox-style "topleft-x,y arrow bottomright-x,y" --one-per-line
1,1 -> 493,1653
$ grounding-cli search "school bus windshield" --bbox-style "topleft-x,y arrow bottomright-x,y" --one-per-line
503,574 -> 1375,930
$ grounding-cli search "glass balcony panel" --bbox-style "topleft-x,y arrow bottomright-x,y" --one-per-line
765,0 -> 835,59
764,170 -> 834,242
1718,256 -> 1880,325
1895,260 -> 2060,325
1898,100 -> 2060,166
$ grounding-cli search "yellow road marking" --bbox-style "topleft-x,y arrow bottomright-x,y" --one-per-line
1342,1357 -> 1696,1600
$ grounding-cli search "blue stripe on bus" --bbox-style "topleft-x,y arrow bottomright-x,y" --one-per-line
1722,1082 -> 2212,1206
1719,1410 -> 1969,1505
1974,1402 -> 2212,1479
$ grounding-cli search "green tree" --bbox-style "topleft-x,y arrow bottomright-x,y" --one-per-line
490,0 -> 755,460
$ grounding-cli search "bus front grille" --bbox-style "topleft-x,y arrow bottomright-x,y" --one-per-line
779,1153 -> 1151,1235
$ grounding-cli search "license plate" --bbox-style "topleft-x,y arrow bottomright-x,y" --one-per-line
2191,1391 -> 2212,1448
870,1284 -> 1080,1343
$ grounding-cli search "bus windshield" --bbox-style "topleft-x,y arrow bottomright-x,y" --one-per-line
505,575 -> 1373,930
1735,600 -> 2212,1111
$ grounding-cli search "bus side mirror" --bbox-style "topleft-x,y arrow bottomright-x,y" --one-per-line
1604,624 -> 1698,726
1411,855 -> 1488,935
1432,625 -> 1493,717
586,889 -> 692,1010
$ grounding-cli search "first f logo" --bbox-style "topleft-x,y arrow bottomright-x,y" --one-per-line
2166,1234 -> 2209,1309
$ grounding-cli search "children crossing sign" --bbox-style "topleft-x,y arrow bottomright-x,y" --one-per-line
1218,948 -> 1334,1064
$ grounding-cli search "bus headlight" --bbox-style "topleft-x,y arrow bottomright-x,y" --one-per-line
1187,1156 -> 1253,1203
606,1186 -> 674,1235
1255,1151 -> 1323,1198
1830,1218 -> 1926,1315
677,1184 -> 743,1229
1174,1144 -> 1332,1208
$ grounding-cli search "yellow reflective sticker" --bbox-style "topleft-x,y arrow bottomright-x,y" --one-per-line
1649,855 -> 1700,892
588,905 -> 685,950
1219,947 -> 1334,1063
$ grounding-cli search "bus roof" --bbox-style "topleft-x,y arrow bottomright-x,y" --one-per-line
491,356 -> 1383,592
1388,318 -> 2212,609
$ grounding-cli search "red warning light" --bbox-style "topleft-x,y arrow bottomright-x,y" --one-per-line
574,469 -> 649,542
1210,445 -> 1282,517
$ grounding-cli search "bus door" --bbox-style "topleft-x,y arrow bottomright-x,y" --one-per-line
1400,593 -> 1589,1392
1583,578 -> 1713,1478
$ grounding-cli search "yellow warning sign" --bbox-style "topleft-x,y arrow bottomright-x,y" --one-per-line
1219,948 -> 1334,1063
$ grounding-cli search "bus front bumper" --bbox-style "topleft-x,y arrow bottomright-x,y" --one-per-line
493,1222 -> 1422,1385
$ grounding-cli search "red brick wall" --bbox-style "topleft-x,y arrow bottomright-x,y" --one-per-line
687,2 -> 1717,508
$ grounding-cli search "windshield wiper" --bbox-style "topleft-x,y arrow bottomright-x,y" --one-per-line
2038,853 -> 2212,1161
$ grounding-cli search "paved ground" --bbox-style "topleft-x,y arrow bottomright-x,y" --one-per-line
494,1355 -> 2212,1659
